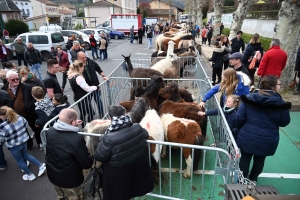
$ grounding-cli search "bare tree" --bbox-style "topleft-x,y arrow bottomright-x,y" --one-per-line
166,0 -> 173,22
212,0 -> 222,41
228,0 -> 254,40
274,0 -> 300,86
196,0 -> 203,27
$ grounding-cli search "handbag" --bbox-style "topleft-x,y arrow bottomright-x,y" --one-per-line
289,72 -> 298,90
82,164 -> 103,199
223,54 -> 230,61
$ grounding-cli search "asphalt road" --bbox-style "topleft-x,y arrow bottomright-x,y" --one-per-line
0,36 -> 211,200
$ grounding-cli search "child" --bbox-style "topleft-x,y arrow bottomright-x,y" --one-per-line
31,86 -> 56,150
209,41 -> 224,86
0,106 -> 46,180
52,93 -> 70,114
198,94 -> 240,140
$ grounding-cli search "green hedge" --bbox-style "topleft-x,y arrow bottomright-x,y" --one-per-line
222,28 -> 272,51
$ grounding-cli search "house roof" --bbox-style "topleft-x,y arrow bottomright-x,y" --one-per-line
59,3 -> 76,10
36,0 -> 58,6
147,0 -> 184,10
151,9 -> 175,15
0,0 -> 21,12
85,0 -> 121,8
58,9 -> 71,15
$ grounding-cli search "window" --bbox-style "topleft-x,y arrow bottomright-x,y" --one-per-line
60,31 -> 69,36
26,9 -> 30,15
19,36 -> 26,43
25,3 -> 27,5
28,35 -> 39,44
51,33 -> 64,43
39,35 -> 49,44
15,2 -> 18,4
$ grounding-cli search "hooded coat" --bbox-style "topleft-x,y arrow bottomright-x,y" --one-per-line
236,91 -> 291,156
209,47 -> 224,68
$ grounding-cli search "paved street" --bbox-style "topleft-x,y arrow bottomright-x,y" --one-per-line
0,36 -> 211,200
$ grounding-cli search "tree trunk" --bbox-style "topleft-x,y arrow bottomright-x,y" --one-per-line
196,0 -> 203,27
274,1 -> 300,87
228,0 -> 253,40
212,0 -> 222,43
168,0 -> 172,22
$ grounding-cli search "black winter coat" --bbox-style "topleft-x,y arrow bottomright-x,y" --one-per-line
231,37 -> 245,53
94,123 -> 154,200
83,58 -> 103,86
242,43 -> 264,69
209,47 -> 224,68
66,39 -> 73,50
24,48 -> 42,66
23,73 -> 45,91
207,29 -> 213,39
46,127 -> 93,188
0,90 -> 13,108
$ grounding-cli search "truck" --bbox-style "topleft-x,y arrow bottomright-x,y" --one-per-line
143,17 -> 158,26
101,14 -> 142,35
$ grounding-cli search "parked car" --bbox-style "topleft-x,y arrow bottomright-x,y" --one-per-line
39,24 -> 62,32
80,28 -> 111,41
103,27 -> 125,39
96,28 -> 111,41
6,31 -> 65,61
60,30 -> 96,50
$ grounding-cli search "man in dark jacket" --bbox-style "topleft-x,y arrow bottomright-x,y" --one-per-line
294,46 -> 300,95
68,41 -> 87,65
10,38 -> 27,67
46,108 -> 93,200
66,35 -> 73,51
89,31 -> 99,60
94,105 -> 154,200
231,31 -> 245,53
229,52 -> 250,76
2,70 -> 37,151
24,43 -> 43,80
78,52 -> 107,116
0,90 -> 13,170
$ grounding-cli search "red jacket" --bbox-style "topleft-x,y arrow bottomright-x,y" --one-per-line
257,46 -> 287,77
0,44 -> 7,59
56,51 -> 70,70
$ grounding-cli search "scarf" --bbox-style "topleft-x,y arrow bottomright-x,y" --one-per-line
53,120 -> 80,132
27,73 -> 33,80
223,106 -> 236,113
105,115 -> 132,134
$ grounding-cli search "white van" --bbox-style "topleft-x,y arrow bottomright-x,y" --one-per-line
39,24 -> 62,32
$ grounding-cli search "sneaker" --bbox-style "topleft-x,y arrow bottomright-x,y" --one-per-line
21,161 -> 30,172
22,173 -> 36,181
38,163 -> 46,177
0,166 -> 6,170
39,144 -> 44,151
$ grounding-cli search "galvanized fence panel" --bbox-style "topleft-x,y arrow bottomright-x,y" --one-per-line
41,53 -> 242,199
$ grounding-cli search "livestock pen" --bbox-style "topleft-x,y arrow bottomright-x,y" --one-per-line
41,55 -> 241,200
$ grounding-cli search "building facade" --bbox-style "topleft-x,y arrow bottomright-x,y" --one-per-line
148,0 -> 183,22
0,0 -> 21,30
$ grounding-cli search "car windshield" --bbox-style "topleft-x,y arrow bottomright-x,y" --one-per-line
51,33 -> 64,43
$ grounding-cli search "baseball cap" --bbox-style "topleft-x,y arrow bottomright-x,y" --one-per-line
229,52 -> 243,60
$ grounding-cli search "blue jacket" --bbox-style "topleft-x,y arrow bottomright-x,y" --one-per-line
236,91 -> 291,156
206,108 -> 238,140
202,72 -> 250,107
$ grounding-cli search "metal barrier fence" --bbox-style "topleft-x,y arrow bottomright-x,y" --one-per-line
41,53 -> 241,199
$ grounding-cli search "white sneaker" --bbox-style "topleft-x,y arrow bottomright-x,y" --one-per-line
21,161 -> 30,172
22,173 -> 36,181
38,163 -> 46,177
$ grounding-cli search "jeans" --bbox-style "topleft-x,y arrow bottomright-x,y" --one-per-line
0,143 -> 7,168
130,35 -> 134,43
93,90 -> 104,117
16,53 -> 27,67
104,49 -> 108,59
10,142 -> 42,174
99,49 -> 106,60
30,63 -> 43,81
91,47 -> 99,59
61,72 -> 68,89
207,37 -> 212,46
147,38 -> 152,48
239,149 -> 266,181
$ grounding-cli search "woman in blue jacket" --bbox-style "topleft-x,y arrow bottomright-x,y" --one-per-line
199,68 -> 251,108
236,75 -> 291,182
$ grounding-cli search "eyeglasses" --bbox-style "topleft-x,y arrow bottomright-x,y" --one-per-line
10,78 -> 20,82
277,83 -> 282,85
